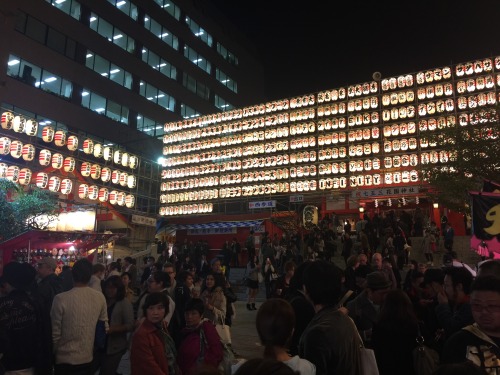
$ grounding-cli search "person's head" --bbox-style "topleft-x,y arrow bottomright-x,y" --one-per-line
443,266 -> 474,303
411,271 -> 425,289
417,263 -> 427,274
162,262 -> 176,284
121,272 -> 131,287
233,358 -> 298,375
283,261 -> 296,277
303,261 -> 343,307
72,258 -> 93,284
184,298 -> 204,327
422,268 -> 445,298
478,259 -> 500,277
103,275 -> 126,301
379,289 -> 418,327
210,258 -> 221,273
147,271 -> 170,293
146,256 -> 155,266
288,261 -> 311,293
37,257 -> 57,279
92,263 -> 106,280
256,299 -> 295,357
365,271 -> 391,305
108,262 -> 119,272
143,292 -> 169,324
3,262 -> 36,292
470,275 -> 500,336
178,270 -> 194,288
124,256 -> 133,267
203,272 -> 224,291
358,253 -> 368,265
372,253 -> 382,269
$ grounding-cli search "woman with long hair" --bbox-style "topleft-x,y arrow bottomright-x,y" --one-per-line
137,271 -> 175,325
199,272 -> 227,325
246,255 -> 261,310
95,275 -> 134,375
255,299 -> 315,374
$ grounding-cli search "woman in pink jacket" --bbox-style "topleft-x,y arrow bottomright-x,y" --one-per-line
130,292 -> 170,375
177,298 -> 223,375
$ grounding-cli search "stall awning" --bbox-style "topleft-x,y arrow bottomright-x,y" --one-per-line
0,230 -> 117,253
171,220 -> 264,230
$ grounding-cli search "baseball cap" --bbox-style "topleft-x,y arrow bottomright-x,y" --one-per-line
37,257 -> 57,270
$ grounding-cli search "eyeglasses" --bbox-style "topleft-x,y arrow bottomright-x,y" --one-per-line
471,303 -> 500,313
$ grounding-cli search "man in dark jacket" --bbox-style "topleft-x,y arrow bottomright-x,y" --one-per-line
299,261 -> 362,375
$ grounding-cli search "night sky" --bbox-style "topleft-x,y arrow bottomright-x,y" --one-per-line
208,0 -> 500,101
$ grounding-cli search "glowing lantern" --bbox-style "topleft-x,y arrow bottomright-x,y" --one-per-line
52,130 -> 66,147
121,152 -> 129,167
90,164 -> 101,179
6,166 -> 20,182
39,149 -> 52,166
36,172 -> 49,188
60,179 -> 73,195
42,126 -> 55,142
125,194 -> 135,208
116,192 -> 126,206
129,155 -> 139,169
78,184 -> 89,199
111,170 -> 120,184
67,135 -> 79,151
80,162 -> 91,177
51,153 -> 64,169
0,137 -> 11,155
93,143 -> 103,158
63,157 -> 76,172
22,144 -> 35,161
103,146 -> 113,161
25,119 -> 38,136
10,140 -> 23,159
109,190 -> 118,205
127,175 -> 136,189
48,176 -> 61,192
88,185 -> 99,200
113,150 -> 123,164
0,163 -> 7,178
12,116 -> 26,133
1,112 -> 14,130
98,188 -> 109,202
101,167 -> 111,182
18,168 -> 32,185
83,139 -> 94,154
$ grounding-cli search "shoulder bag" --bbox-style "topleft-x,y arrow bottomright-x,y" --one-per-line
412,323 -> 440,375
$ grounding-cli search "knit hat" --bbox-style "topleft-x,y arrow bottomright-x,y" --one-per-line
3,262 -> 36,290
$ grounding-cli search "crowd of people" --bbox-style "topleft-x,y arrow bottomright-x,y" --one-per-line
0,208 -> 497,375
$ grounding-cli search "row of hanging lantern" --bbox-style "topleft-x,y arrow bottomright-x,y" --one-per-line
456,92 -> 497,109
382,123 -> 418,137
418,117 -> 456,132
456,75 -> 496,94
77,184 -> 134,207
160,189 -> 219,203
1,112 -> 139,169
458,110 -> 498,126
289,94 -> 316,108
159,203 -> 213,216
456,58 -> 495,76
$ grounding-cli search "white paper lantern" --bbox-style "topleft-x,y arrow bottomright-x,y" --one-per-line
111,170 -> 120,184
0,163 -> 7,178
88,185 -> 99,200
25,119 -> 38,136
60,179 -> 73,195
98,188 -> 109,202
121,152 -> 129,167
54,130 -> 67,147
83,139 -> 94,154
93,143 -> 103,158
125,195 -> 135,208
22,144 -> 35,161
81,162 -> 91,177
36,172 -> 49,188
1,112 -> 14,130
101,167 -> 111,182
113,150 -> 123,164
109,190 -> 118,205
78,184 -> 89,199
116,192 -> 126,206
9,140 -> 23,159
51,153 -> 64,169
127,175 -> 136,189
6,166 -> 20,182
39,149 -> 52,166
12,116 -> 26,133
67,135 -> 79,151
18,168 -> 32,185
119,172 -> 128,186
42,126 -> 55,142
48,176 -> 61,192
103,146 -> 113,161
90,164 -> 101,179
63,157 -> 75,172
129,155 -> 139,169
0,137 -> 11,155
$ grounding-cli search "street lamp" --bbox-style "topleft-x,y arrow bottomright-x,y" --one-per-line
433,203 -> 439,209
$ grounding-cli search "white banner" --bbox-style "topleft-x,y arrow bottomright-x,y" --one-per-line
351,186 -> 420,198
249,200 -> 276,209
131,214 -> 156,227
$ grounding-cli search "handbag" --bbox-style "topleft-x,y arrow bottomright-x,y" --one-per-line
215,315 -> 232,345
354,321 -> 379,375
257,272 -> 264,284
412,324 -> 440,375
